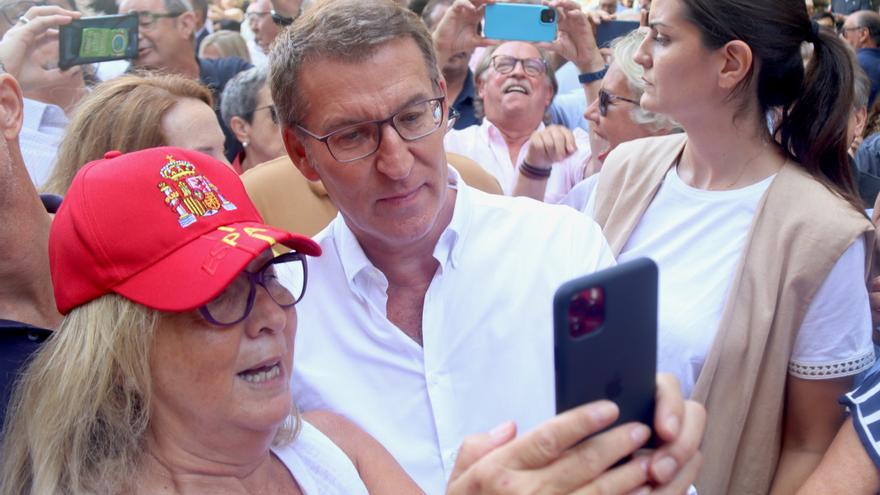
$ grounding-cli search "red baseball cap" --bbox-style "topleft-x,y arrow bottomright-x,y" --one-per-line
49,147 -> 321,315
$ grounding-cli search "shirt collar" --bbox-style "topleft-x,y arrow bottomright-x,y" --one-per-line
22,98 -> 68,131
331,165 -> 470,286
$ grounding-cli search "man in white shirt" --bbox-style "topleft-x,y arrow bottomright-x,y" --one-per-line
271,0 -> 704,493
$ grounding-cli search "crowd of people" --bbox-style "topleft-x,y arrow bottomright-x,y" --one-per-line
1,0 -> 880,493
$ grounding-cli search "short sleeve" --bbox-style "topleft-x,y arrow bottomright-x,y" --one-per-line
841,370 -> 880,470
789,236 -> 875,379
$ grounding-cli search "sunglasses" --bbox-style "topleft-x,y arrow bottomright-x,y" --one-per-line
598,88 -> 640,117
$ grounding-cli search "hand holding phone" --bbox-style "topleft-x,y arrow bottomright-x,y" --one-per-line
483,3 -> 558,43
554,257 -> 658,446
59,13 -> 138,69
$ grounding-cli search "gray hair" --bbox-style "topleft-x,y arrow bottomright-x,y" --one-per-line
164,0 -> 193,12
854,63 -> 870,110
221,67 -> 268,125
269,0 -> 440,127
609,30 -> 676,132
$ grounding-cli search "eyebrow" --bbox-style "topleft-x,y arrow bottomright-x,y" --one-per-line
317,92 -> 436,133
648,21 -> 669,29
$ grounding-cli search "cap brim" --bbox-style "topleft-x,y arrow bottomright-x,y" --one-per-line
113,221 -> 321,312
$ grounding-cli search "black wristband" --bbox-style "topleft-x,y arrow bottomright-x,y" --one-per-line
519,161 -> 552,180
578,65 -> 608,84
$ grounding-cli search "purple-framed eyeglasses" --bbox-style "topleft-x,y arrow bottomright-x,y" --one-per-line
199,251 -> 307,326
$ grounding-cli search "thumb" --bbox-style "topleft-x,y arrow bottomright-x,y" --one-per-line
447,421 -> 517,484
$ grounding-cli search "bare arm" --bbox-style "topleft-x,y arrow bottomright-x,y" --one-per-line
797,417 -> 880,495
303,410 -> 423,494
769,376 -> 852,495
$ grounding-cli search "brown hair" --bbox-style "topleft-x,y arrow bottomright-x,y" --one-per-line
43,72 -> 213,196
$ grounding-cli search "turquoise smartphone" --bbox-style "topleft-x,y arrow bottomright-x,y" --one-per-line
483,3 -> 557,43
58,13 -> 139,70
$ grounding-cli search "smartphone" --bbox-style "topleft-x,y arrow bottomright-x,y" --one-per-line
554,257 -> 658,446
59,13 -> 139,70
483,3 -> 557,43
595,20 -> 640,48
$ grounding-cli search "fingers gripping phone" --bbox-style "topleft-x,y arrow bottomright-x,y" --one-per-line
483,3 -> 557,43
59,13 -> 138,70
554,257 -> 658,446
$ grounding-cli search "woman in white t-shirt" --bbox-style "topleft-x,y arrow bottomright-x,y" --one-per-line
585,0 -> 875,493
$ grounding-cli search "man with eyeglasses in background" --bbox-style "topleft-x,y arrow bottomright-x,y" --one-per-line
118,0 -> 252,163
270,0 -> 705,493
246,0 -> 282,54
0,1 -> 87,188
841,10 -> 880,107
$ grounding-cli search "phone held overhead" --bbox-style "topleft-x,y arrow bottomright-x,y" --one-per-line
59,13 -> 139,70
554,257 -> 659,446
483,2 -> 557,43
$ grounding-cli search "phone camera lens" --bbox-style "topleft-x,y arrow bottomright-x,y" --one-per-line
540,8 -> 556,23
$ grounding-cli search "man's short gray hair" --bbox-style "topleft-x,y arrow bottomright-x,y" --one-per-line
164,0 -> 193,12
609,30 -> 676,132
269,0 -> 440,128
221,67 -> 268,125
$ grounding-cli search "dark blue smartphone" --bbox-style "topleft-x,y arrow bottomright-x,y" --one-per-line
59,13 -> 139,70
553,257 -> 658,446
595,19 -> 640,48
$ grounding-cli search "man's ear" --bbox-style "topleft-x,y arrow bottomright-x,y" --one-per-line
228,115 -> 250,143
282,126 -> 321,181
0,74 -> 24,141
178,11 -> 197,40
717,40 -> 753,91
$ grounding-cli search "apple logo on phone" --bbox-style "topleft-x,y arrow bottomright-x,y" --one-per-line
605,374 -> 623,399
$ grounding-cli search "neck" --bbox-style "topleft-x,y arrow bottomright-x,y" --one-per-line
143,56 -> 200,80
676,104 -> 784,190
24,84 -> 87,115
0,146 -> 61,329
494,119 -> 539,165
136,419 -> 282,494
443,69 -> 467,104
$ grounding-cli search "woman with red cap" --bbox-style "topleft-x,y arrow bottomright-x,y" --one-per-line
0,146 -> 681,495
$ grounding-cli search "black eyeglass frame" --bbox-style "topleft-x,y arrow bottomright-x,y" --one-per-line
271,9 -> 296,26
598,88 -> 641,117
489,54 -> 548,77
132,9 -> 186,28
253,103 -> 278,125
198,251 -> 308,327
295,96 -> 449,163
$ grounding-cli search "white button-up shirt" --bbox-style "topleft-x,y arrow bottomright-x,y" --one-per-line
444,118 -> 590,203
21,98 -> 68,188
284,168 -> 615,493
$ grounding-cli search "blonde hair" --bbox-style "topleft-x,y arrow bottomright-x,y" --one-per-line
199,30 -> 252,63
0,295 -> 300,494
42,73 -> 213,196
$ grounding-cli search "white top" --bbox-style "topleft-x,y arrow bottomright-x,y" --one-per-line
567,167 -> 874,398
444,119 -> 590,202
282,167 -> 615,493
20,98 -> 68,188
273,420 -> 368,495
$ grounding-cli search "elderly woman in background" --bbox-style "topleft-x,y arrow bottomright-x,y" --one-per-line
512,28 -> 677,202
222,67 -> 287,173
199,30 -> 253,63
0,146 -> 674,495
42,73 -> 227,195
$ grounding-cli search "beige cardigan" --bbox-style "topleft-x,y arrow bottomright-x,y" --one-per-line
592,133 -> 876,494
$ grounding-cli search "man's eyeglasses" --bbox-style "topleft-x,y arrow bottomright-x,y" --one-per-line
490,55 -> 547,77
244,10 -> 270,24
132,10 -> 185,28
295,96 -> 448,163
199,251 -> 307,326
254,104 -> 278,125
598,88 -> 640,117
841,25 -> 866,35
1,0 -> 75,28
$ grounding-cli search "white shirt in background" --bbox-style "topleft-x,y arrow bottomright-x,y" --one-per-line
444,119 -> 590,202
282,167 -> 615,493
20,98 -> 68,188
567,167 -> 874,398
